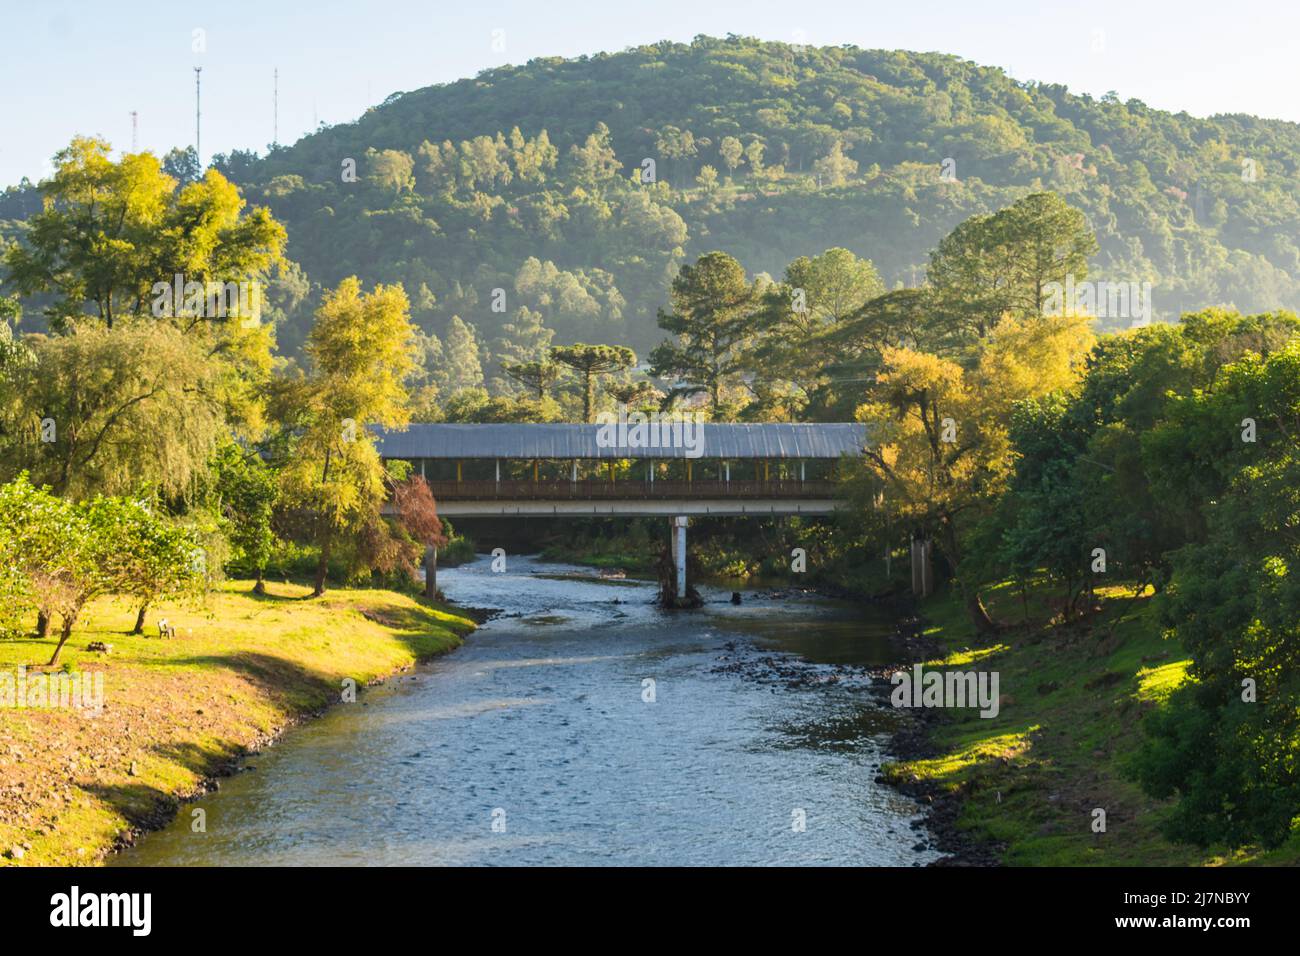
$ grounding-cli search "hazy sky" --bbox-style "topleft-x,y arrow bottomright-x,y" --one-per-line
2,0 -> 1296,185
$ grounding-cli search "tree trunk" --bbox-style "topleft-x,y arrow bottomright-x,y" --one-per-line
963,589 -> 998,635
48,615 -> 75,667
313,534 -> 332,597
36,610 -> 51,639
253,567 -> 266,595
940,518 -> 997,635
131,603 -> 148,635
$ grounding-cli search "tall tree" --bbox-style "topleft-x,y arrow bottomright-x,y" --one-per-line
649,251 -> 756,418
549,343 -> 635,422
0,321 -> 224,499
928,191 -> 1097,344
4,136 -> 285,331
275,278 -> 417,596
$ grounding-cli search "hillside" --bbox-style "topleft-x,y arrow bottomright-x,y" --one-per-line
6,35 -> 1300,361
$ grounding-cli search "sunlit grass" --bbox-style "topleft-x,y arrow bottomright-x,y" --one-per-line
0,580 -> 475,866
883,575 -> 1295,866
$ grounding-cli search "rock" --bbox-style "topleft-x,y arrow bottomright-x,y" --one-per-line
86,641 -> 112,653
128,762 -> 138,777
730,592 -> 742,605
7,845 -> 24,860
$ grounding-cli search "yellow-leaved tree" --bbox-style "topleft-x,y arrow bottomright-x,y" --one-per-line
855,313 -> 1094,632
274,278 -> 417,596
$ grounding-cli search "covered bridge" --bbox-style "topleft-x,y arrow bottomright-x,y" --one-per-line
374,422 -> 867,513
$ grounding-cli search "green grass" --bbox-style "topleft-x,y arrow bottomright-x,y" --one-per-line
0,580 -> 475,866
884,578 -> 1300,866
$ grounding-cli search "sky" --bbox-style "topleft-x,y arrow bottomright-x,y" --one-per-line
2,0 -> 1297,186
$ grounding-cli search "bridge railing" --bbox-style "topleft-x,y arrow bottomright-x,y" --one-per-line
422,479 -> 839,500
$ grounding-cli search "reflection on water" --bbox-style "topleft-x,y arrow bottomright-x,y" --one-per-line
116,554 -> 936,866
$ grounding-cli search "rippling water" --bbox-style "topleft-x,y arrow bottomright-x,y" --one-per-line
116,555 -> 936,866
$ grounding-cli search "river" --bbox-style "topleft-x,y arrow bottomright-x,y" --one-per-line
115,554 -> 936,866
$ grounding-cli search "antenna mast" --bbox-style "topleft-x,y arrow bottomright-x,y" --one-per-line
194,67 -> 202,162
130,111 -> 138,151
273,68 -> 278,146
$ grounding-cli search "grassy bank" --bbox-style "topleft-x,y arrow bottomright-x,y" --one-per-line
0,581 -> 475,866
884,579 -> 1300,865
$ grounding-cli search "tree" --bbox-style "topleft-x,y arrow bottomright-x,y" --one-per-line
567,123 -> 621,189
501,359 -> 563,400
928,191 -> 1097,343
213,441 -> 277,594
719,136 -> 743,174
812,140 -> 857,186
161,146 -> 202,186
4,136 -> 285,331
1134,341 -> 1300,848
695,165 -> 719,191
549,344 -> 636,422
392,475 -> 447,597
366,148 -> 416,195
605,380 -> 663,410
95,496 -> 205,634
0,321 -> 225,499
275,278 -> 417,596
443,316 -> 485,393
751,248 -> 884,408
0,476 -> 118,665
649,252 -> 756,418
853,313 -> 1094,632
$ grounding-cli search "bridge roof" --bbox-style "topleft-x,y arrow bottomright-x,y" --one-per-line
375,423 -> 866,460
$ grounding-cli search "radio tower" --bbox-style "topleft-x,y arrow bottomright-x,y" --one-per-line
194,67 -> 203,162
273,68 -> 278,146
130,111 -> 138,151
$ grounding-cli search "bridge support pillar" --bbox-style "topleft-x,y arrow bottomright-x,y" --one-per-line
424,545 -> 438,599
672,516 -> 688,598
910,536 -> 932,598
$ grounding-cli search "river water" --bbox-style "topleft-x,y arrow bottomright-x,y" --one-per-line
116,554 -> 936,866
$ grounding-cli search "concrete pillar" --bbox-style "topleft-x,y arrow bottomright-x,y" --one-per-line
424,545 -> 438,599
495,459 -> 500,487
724,461 -> 730,485
673,516 -> 688,598
910,537 -> 933,598
800,460 -> 805,483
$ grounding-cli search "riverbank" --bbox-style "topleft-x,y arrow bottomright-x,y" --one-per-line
882,579 -> 1300,866
0,581 -> 476,866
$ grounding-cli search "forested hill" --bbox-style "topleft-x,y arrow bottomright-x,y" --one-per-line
10,35 -> 1300,356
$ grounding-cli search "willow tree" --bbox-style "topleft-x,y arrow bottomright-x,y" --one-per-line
275,278 -> 417,597
0,321 -> 224,499
549,343 -> 635,422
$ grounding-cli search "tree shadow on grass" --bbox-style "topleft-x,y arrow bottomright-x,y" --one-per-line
81,739 -> 252,834
158,651 -> 344,712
